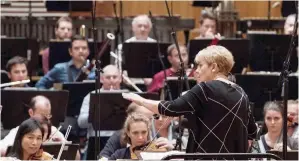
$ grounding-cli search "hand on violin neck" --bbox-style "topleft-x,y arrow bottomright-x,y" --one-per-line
155,137 -> 174,151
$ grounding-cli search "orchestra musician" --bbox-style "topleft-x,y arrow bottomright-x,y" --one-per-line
147,43 -> 193,93
35,35 -> 95,89
78,64 -> 126,159
117,14 -> 156,86
195,10 -> 218,39
123,45 -> 258,153
287,100 -> 298,149
0,96 -> 65,156
251,101 -> 297,152
5,56 -> 29,87
284,14 -> 297,35
99,102 -> 175,159
108,113 -> 174,160
6,118 -> 53,160
40,16 -> 73,74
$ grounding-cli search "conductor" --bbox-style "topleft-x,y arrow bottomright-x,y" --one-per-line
123,45 -> 257,153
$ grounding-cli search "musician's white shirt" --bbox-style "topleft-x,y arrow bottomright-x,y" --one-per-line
0,125 -> 65,154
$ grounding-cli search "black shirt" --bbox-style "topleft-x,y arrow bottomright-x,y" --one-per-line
158,80 -> 257,153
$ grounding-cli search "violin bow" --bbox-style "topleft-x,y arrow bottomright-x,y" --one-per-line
56,125 -> 72,160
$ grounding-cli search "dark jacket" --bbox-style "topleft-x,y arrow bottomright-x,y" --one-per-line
109,147 -> 131,160
99,130 -> 125,158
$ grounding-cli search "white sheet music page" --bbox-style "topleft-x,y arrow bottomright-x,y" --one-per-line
140,150 -> 185,160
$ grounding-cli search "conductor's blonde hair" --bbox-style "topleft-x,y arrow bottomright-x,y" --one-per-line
195,45 -> 235,75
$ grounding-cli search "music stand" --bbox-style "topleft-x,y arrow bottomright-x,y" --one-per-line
1,89 -> 69,128
247,34 -> 298,72
89,92 -> 159,130
6,143 -> 79,160
62,82 -> 95,117
49,41 -> 110,70
235,74 -> 298,121
189,39 -> 250,73
123,42 -> 172,78
165,77 -> 197,100
1,37 -> 39,75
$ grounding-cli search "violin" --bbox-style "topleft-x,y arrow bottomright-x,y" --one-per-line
28,148 -> 54,160
132,140 -> 167,159
287,114 -> 298,128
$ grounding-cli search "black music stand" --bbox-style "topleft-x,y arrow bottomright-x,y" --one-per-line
189,39 -> 250,73
1,37 -> 39,75
235,74 -> 298,121
248,34 -> 298,72
123,42 -> 172,78
89,92 -> 159,130
6,143 -> 79,160
165,77 -> 197,100
1,89 -> 69,129
49,41 -> 110,70
62,82 -> 96,117
86,92 -> 159,160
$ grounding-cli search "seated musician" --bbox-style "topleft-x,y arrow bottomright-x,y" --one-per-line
36,35 -> 95,89
251,101 -> 297,152
41,16 -> 73,74
288,100 -> 298,149
148,44 -> 193,93
284,14 -> 296,35
194,10 -> 219,39
0,96 -> 65,155
117,14 -> 156,86
99,102 -> 175,159
6,117 -> 53,160
109,113 -> 174,160
5,56 -> 29,87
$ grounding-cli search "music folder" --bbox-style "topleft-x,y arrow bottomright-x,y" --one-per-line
189,39 -> 250,73
49,41 -> 110,70
89,92 -> 159,131
164,77 -> 197,100
1,89 -> 69,128
123,42 -> 172,78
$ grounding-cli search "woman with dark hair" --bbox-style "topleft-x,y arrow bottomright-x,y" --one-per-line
251,101 -> 297,153
7,118 -> 53,160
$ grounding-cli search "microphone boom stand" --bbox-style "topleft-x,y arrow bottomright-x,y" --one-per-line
91,1 -> 101,159
164,0 -> 190,151
278,5 -> 298,160
148,11 -> 173,101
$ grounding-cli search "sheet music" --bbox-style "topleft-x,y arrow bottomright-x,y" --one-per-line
140,150 -> 185,160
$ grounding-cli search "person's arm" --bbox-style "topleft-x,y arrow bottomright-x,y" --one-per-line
35,66 -> 60,89
77,93 -> 91,128
123,83 -> 207,116
0,128 -> 18,155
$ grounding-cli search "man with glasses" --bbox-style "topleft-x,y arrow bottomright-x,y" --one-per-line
0,95 -> 65,155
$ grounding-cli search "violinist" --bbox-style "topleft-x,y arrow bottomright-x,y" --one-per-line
6,117 -> 53,160
147,44 -> 193,93
108,113 -> 174,160
287,100 -> 298,149
0,96 -> 65,155
251,101 -> 297,152
36,35 -> 95,89
123,45 -> 258,153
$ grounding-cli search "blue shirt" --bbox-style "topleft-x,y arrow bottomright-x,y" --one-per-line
35,60 -> 95,89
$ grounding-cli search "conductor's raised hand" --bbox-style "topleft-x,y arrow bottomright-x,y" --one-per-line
122,93 -> 145,105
